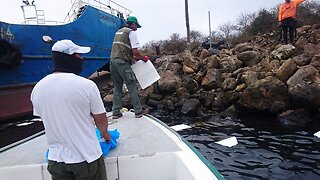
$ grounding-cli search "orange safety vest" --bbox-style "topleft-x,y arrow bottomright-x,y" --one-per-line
278,0 -> 305,22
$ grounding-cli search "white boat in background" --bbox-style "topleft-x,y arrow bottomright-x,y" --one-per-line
0,112 -> 224,180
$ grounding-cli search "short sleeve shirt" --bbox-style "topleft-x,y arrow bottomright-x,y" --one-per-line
129,31 -> 140,48
31,73 -> 106,163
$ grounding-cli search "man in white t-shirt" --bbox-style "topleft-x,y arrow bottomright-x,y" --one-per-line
31,40 -> 110,180
110,16 -> 149,119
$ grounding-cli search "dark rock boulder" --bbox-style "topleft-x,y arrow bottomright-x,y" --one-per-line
201,68 -> 222,90
276,108 -> 312,126
276,58 -> 298,83
237,50 -> 263,67
287,65 -> 320,109
238,76 -> 290,113
181,99 -> 200,116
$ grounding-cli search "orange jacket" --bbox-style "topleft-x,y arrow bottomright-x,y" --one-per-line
278,0 -> 305,22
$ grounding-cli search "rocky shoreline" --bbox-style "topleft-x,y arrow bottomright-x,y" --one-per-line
97,24 -> 320,127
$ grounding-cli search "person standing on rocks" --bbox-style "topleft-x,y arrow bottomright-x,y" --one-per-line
278,0 -> 305,44
31,40 -> 110,180
110,16 -> 149,119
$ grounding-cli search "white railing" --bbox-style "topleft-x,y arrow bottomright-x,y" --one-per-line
63,0 -> 132,23
20,0 -> 131,25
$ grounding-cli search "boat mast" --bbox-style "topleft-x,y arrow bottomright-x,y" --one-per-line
20,1 -> 45,25
208,11 -> 212,40
185,0 -> 191,49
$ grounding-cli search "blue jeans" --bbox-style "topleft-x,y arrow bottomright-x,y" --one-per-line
110,58 -> 142,115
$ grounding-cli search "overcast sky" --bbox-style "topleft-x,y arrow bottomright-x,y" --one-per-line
0,0 -> 285,45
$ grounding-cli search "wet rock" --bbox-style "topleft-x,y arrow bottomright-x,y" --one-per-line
310,55 -> 320,71
182,50 -> 200,73
295,36 -> 309,47
293,54 -> 312,66
158,70 -> 181,92
181,99 -> 200,115
162,99 -> 175,110
287,65 -> 320,108
303,43 -> 320,55
234,84 -> 245,93
271,44 -> 296,60
147,99 -> 161,108
277,108 -> 312,126
208,48 -> 220,56
199,91 -> 214,108
182,78 -> 199,93
211,92 -> 225,111
182,64 -> 195,74
234,42 -> 254,53
222,77 -> 237,91
238,76 -> 290,113
199,49 -> 210,60
242,70 -> 259,87
276,58 -> 298,83
201,68 -> 222,90
311,29 -> 320,44
149,93 -> 163,101
312,23 -> 320,30
269,60 -> 281,72
176,87 -> 190,100
221,105 -> 240,119
220,56 -> 238,73
167,63 -> 182,73
237,50 -> 263,66
195,71 -> 205,82
296,25 -> 312,37
203,55 -> 220,69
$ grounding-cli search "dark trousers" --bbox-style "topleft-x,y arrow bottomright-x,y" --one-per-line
47,156 -> 107,180
281,18 -> 296,44
110,58 -> 142,115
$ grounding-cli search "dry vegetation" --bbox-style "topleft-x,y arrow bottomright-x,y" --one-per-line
141,0 -> 320,55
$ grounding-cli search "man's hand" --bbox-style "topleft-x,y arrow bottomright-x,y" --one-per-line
143,55 -> 149,62
278,22 -> 282,27
102,131 -> 111,142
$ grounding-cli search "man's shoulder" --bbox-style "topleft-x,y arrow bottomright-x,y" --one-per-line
74,75 -> 95,84
119,26 -> 132,32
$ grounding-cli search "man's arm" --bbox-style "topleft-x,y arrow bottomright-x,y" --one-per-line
133,48 -> 144,60
93,113 -> 111,142
129,31 -> 148,62
278,4 -> 283,22
294,0 -> 305,5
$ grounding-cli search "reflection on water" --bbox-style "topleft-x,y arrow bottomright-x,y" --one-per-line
155,112 -> 320,180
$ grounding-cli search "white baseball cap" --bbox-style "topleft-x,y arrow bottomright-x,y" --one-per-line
52,40 -> 91,55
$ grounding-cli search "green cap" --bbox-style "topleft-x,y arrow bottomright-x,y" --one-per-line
127,16 -> 141,28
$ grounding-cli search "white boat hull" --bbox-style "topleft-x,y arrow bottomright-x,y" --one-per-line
0,112 -> 224,180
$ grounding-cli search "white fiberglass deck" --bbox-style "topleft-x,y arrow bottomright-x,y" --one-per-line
0,112 -> 222,180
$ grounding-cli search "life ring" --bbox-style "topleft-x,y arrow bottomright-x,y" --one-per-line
0,39 -> 22,67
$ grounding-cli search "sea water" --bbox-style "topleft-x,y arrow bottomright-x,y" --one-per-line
1,114 -> 320,179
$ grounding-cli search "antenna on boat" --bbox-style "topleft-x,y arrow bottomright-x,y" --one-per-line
22,0 -> 30,5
